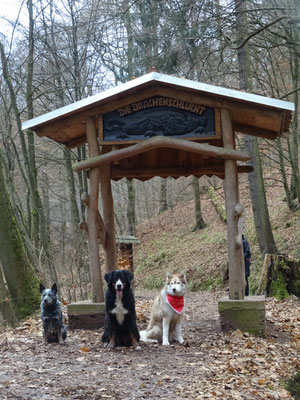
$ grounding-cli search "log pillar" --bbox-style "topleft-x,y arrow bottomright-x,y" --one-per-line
85,117 -> 104,303
221,108 -> 245,300
100,164 -> 117,272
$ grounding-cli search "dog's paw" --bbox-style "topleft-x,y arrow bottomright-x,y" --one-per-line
162,340 -> 170,346
107,343 -> 115,351
147,338 -> 158,343
178,337 -> 184,345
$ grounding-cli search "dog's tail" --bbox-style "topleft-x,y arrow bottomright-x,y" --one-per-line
139,330 -> 158,343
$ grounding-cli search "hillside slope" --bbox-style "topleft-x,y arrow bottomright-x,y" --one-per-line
134,178 -> 300,294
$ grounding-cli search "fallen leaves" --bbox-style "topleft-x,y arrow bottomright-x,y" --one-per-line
0,291 -> 299,399
79,346 -> 91,352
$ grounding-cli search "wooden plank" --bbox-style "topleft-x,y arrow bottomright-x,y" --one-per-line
66,136 -> 87,149
157,86 -> 284,122
111,165 -> 253,179
100,164 -> 117,273
85,117 -> 104,303
98,134 -> 220,146
98,114 -> 103,143
34,87 -> 159,139
233,123 -> 278,140
72,136 -> 251,172
222,108 -> 245,300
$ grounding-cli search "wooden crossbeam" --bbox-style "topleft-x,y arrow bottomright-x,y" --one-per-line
72,136 -> 251,172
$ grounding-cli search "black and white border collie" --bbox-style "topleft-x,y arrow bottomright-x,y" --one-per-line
101,270 -> 140,350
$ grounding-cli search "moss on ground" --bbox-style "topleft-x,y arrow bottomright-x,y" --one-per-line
199,276 -> 223,291
143,275 -> 165,290
286,371 -> 300,400
269,271 -> 290,300
136,247 -> 175,274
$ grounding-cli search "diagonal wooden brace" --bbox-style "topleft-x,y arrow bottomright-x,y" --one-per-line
80,192 -> 107,248
234,203 -> 244,248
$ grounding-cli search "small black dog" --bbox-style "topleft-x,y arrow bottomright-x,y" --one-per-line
101,270 -> 140,350
40,283 -> 67,345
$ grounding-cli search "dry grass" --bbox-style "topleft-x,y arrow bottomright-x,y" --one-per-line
134,178 -> 300,293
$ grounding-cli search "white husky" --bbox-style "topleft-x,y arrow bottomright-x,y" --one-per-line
140,272 -> 187,346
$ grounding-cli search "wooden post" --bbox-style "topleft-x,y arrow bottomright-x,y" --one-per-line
85,117 -> 104,303
221,108 -> 245,300
100,163 -> 117,272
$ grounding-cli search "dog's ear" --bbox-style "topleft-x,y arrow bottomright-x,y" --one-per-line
179,271 -> 187,284
51,283 -> 58,294
104,272 -> 113,284
124,270 -> 133,284
40,283 -> 45,293
166,272 -> 172,282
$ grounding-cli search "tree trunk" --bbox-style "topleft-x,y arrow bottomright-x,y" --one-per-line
207,185 -> 226,223
63,146 -> 90,294
26,0 -> 52,270
192,176 -> 206,231
235,0 -> 277,257
289,0 -> 300,204
244,136 -> 277,256
0,8 -> 52,279
276,138 -> 295,210
159,179 -> 168,213
0,154 -> 40,320
0,264 -> 18,328
258,254 -> 300,299
126,179 -> 136,236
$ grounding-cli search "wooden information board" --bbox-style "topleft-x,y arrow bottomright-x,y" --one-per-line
100,96 -> 220,144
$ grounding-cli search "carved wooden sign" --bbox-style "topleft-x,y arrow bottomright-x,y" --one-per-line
100,96 -> 220,144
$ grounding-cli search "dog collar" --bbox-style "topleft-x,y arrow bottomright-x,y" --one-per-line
167,294 -> 185,314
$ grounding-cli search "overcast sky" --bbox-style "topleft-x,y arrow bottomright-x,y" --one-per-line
0,0 -> 27,37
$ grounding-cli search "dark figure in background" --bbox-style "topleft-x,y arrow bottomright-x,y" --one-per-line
242,235 -> 251,296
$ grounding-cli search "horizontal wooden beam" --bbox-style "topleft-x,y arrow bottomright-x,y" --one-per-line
233,123 -> 278,140
72,136 -> 251,172
111,165 -> 253,180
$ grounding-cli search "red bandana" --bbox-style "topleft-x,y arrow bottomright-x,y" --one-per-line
167,295 -> 185,314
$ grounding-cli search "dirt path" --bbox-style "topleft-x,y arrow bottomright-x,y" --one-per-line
0,291 -> 298,400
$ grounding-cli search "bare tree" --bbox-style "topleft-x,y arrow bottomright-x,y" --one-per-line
234,0 -> 277,256
192,176 -> 206,231
0,151 -> 40,320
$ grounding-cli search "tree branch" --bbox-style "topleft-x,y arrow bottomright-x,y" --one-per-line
280,87 -> 300,99
234,16 -> 288,50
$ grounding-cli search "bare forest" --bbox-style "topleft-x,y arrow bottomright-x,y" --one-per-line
0,1 -> 299,398
0,0 -> 299,322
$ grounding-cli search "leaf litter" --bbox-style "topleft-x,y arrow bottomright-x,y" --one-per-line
0,290 -> 299,399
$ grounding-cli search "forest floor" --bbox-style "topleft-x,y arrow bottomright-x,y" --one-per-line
133,177 -> 300,295
1,176 -> 299,399
0,289 -> 299,400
